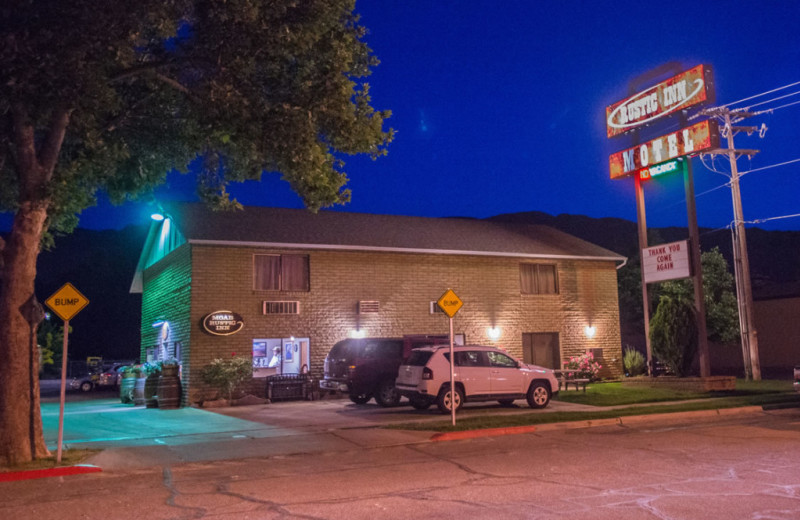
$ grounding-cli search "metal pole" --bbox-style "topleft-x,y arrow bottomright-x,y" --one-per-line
724,111 -> 761,380
731,225 -> 752,379
449,316 -> 456,426
684,160 -> 710,377
634,175 -> 653,375
57,319 -> 70,463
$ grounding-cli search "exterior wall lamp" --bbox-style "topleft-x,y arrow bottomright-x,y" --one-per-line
350,329 -> 366,339
487,327 -> 501,340
584,325 -> 597,338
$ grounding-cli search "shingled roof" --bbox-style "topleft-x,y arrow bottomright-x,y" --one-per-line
165,203 -> 625,262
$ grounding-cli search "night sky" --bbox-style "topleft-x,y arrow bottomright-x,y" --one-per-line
3,0 -> 800,232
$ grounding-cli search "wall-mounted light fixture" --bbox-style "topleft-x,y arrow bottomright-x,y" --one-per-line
150,212 -> 166,221
584,325 -> 597,338
487,327 -> 501,340
350,329 -> 366,339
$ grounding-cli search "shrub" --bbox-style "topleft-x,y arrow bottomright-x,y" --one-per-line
563,352 -> 602,381
650,295 -> 697,376
200,356 -> 252,401
623,346 -> 646,377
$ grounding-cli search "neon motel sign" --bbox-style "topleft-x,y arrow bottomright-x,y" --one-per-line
606,64 -> 713,138
609,119 -> 720,179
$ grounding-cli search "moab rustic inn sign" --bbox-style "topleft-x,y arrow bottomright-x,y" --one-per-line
606,64 -> 713,138
609,119 -> 720,179
202,310 -> 244,336
642,240 -> 691,284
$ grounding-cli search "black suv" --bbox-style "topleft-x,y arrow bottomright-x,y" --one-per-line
320,335 -> 449,406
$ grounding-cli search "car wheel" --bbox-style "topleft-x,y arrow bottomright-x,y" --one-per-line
375,380 -> 401,407
436,386 -> 464,414
349,393 -> 372,405
410,396 -> 434,410
498,399 -> 516,406
526,382 -> 551,409
80,381 -> 93,392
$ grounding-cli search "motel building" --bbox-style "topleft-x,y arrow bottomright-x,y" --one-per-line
130,203 -> 626,406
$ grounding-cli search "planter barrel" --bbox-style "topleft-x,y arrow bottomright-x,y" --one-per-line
133,377 -> 146,405
120,376 -> 136,404
145,373 -> 160,408
157,365 -> 181,409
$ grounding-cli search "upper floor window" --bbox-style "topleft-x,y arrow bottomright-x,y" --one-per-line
520,263 -> 558,294
254,254 -> 309,292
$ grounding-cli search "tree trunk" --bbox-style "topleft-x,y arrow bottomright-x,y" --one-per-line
0,204 -> 51,465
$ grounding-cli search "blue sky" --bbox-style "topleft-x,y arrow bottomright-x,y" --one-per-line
3,0 -> 799,232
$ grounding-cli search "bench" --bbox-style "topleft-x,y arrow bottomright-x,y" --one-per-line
553,369 -> 590,392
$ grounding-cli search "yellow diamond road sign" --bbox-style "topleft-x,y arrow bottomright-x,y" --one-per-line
437,289 -> 463,318
45,283 -> 89,321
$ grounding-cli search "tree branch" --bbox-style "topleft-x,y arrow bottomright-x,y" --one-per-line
38,108 -> 71,175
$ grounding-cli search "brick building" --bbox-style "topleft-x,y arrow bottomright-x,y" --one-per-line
131,203 -> 626,405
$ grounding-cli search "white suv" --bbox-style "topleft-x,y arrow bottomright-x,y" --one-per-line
395,345 -> 559,413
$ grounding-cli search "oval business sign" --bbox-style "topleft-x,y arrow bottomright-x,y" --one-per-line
202,310 -> 244,336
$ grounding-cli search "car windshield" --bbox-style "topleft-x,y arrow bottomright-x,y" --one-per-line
406,350 -> 435,366
328,339 -> 358,358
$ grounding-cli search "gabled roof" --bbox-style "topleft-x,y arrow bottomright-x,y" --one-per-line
167,202 -> 625,261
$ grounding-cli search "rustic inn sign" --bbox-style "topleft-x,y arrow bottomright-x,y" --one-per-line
605,64 -> 713,138
202,310 -> 244,336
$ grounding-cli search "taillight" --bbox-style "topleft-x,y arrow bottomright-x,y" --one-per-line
422,367 -> 433,380
348,365 -> 357,376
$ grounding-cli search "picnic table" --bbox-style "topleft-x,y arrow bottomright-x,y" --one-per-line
553,369 -> 590,392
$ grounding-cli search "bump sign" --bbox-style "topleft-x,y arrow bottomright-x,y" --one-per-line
45,283 -> 89,321
437,289 -> 463,318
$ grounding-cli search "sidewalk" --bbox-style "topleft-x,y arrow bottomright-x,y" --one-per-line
27,394 -> 772,474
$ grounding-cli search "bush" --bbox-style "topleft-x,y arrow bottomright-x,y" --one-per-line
563,352 -> 602,381
650,295 -> 697,376
623,346 -> 646,376
200,356 -> 252,401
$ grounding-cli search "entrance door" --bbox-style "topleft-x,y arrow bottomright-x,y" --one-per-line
522,333 -> 560,369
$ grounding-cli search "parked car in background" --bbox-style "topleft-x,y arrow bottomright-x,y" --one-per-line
320,335 -> 451,406
395,344 -> 559,413
70,362 -> 132,391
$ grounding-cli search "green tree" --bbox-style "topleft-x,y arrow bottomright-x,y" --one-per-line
0,1 -> 392,464
659,247 -> 739,344
649,294 -> 698,376
37,318 -> 66,375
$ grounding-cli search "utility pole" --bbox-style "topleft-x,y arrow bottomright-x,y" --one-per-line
703,107 -> 762,380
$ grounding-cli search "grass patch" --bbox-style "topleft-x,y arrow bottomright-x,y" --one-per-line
556,379 -> 793,407
387,379 -> 799,433
0,449 -> 98,473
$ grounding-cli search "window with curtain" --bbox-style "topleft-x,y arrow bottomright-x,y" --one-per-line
519,263 -> 558,294
254,254 -> 309,291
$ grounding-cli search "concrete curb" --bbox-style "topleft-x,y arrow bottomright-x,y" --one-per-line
0,464 -> 102,483
428,405 -> 767,441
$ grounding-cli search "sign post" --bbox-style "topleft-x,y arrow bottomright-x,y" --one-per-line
45,283 -> 89,463
437,289 -> 463,426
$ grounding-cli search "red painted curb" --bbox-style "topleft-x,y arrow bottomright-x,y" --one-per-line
0,465 -> 102,483
431,424 -> 537,441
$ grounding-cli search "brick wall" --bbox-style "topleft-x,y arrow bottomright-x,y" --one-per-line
164,244 -> 623,402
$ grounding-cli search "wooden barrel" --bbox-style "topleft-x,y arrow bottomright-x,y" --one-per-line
145,374 -> 160,408
120,377 -> 136,404
133,377 -> 146,406
157,372 -> 181,409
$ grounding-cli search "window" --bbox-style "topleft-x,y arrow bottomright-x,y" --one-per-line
487,351 -> 517,368
254,254 -> 309,292
520,263 -> 558,294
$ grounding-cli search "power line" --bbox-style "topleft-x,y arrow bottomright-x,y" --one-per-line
743,89 -> 800,110
754,98 -> 800,114
745,212 -> 800,225
721,79 -> 800,109
739,157 -> 800,177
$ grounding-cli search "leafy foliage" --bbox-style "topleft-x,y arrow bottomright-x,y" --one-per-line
649,295 -> 698,376
623,346 -> 646,377
563,352 -> 602,381
200,356 -> 252,401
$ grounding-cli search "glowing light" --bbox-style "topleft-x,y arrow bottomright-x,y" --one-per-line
487,327 -> 501,340
350,329 -> 366,339
584,326 -> 597,338
150,213 -> 165,221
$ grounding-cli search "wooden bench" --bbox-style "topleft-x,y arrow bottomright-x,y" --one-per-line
553,369 -> 590,392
